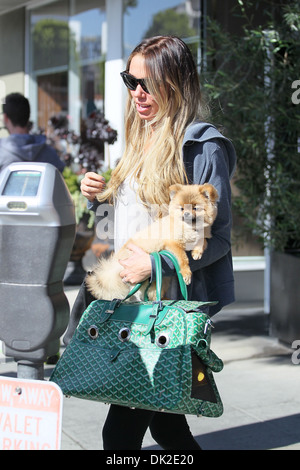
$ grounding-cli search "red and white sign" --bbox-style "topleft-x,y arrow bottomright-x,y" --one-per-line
0,376 -> 63,450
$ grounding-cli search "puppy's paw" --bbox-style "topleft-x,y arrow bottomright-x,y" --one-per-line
181,268 -> 192,285
191,248 -> 203,260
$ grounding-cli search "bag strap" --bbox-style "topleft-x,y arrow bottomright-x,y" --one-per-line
151,251 -> 162,300
125,250 -> 188,301
158,250 -> 188,300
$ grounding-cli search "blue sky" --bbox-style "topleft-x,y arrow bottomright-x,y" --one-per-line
124,0 -> 181,49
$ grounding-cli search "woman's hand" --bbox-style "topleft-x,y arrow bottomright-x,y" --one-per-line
80,172 -> 106,202
119,244 -> 152,285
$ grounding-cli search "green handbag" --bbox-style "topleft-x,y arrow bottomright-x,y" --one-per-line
50,251 -> 224,417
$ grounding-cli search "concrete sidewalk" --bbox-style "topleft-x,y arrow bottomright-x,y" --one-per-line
1,286 -> 300,450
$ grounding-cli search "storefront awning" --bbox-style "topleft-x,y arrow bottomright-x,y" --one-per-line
0,1 -> 32,16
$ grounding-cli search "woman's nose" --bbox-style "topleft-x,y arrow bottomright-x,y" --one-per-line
132,84 -> 146,97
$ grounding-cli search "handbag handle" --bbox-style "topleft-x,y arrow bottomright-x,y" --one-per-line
125,250 -> 188,301
158,250 -> 188,301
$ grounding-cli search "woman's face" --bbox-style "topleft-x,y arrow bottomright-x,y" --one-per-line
128,54 -> 159,121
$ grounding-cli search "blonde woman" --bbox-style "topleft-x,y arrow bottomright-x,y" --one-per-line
77,36 -> 236,450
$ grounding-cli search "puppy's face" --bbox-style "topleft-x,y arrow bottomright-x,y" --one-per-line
168,183 -> 219,225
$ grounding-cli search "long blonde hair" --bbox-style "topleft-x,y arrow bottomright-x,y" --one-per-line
98,36 -> 209,208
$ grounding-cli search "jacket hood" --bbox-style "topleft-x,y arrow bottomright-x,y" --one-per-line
0,134 -> 47,162
184,121 -> 237,178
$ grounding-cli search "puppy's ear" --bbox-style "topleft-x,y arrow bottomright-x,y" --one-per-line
169,184 -> 183,199
200,184 -> 219,202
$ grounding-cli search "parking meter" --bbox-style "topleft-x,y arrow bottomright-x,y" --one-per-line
0,162 -> 76,377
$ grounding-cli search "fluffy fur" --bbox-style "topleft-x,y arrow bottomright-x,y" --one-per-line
86,183 -> 218,301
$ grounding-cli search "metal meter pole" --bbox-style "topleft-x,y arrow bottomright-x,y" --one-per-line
17,360 -> 44,381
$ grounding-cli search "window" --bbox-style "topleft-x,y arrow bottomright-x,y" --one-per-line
30,0 -> 69,131
29,0 -> 106,134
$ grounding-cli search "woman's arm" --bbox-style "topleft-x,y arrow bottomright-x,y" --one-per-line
80,172 -> 106,202
118,243 -> 152,285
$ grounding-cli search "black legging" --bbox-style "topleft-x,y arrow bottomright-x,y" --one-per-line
102,405 -> 202,450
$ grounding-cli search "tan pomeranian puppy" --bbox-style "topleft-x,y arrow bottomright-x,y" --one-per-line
86,183 -> 218,301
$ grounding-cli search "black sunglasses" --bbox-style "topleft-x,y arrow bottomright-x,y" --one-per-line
120,71 -> 150,94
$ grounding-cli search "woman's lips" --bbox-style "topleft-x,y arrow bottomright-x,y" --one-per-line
136,102 -> 150,113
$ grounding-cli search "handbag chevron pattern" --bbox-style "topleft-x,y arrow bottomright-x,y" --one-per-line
50,251 -> 224,417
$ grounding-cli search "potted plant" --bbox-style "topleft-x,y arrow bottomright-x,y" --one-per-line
203,1 -> 300,344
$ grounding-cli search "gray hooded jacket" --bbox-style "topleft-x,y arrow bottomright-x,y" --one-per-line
89,121 -> 237,315
0,134 -> 65,173
157,121 -> 237,315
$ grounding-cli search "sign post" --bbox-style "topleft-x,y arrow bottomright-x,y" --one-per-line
0,376 -> 63,450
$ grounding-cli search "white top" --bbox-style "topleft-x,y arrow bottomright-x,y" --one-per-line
113,176 -> 177,298
113,177 -> 154,252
